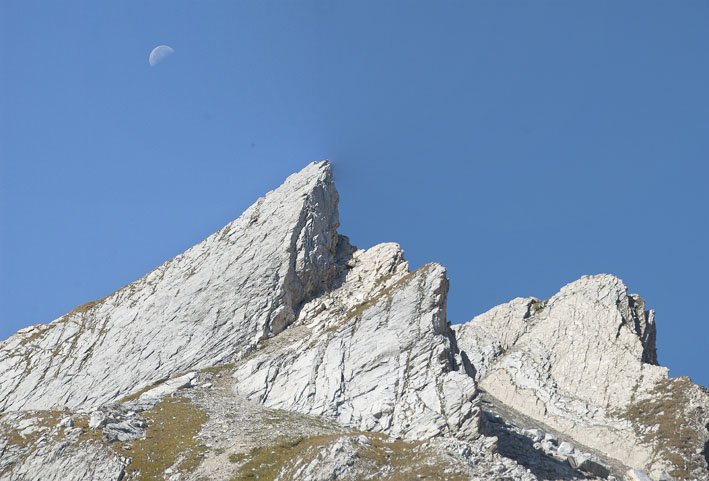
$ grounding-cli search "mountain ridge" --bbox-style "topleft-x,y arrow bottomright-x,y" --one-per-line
1,161 -> 707,481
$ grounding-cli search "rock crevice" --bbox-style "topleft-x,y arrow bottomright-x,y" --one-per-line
1,162 -> 707,481
455,274 -> 709,478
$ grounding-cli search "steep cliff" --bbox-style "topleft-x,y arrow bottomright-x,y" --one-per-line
0,161 -> 706,481
0,161 -> 340,413
456,275 -> 709,480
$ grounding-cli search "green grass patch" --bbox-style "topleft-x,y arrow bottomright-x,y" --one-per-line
17,325 -> 55,347
229,452 -> 247,464
200,363 -> 235,375
1,411 -> 64,449
115,396 -> 208,481
230,435 -> 332,481
618,377 -> 705,479
0,410 -> 70,477
230,432 -> 468,481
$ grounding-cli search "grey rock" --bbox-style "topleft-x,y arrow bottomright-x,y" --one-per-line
0,161 -> 340,413
84,402 -> 154,444
276,435 -> 360,481
568,452 -> 611,477
184,382 -> 538,481
557,441 -> 574,456
122,398 -> 159,413
0,439 -> 126,481
88,411 -> 107,430
456,274 -> 709,476
102,419 -> 145,443
540,439 -> 556,454
625,468 -> 653,481
233,246 -> 482,441
138,372 -> 196,400
656,472 -> 675,481
0,162 -> 485,481
454,297 -> 533,381
2,161 -> 707,481
525,428 -> 543,442
57,417 -> 73,429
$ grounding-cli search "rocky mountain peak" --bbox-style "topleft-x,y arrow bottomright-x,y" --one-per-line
0,160 -> 341,413
553,274 -> 658,365
1,162 -> 707,481
456,272 -> 707,479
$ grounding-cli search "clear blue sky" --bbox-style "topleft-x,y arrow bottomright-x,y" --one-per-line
1,1 -> 707,386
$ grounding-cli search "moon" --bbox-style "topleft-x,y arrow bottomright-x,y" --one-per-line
149,45 -> 174,67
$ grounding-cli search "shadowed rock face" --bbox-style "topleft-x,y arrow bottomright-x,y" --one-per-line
0,161 -> 707,481
455,274 -> 709,479
233,246 -> 482,441
0,162 -> 488,481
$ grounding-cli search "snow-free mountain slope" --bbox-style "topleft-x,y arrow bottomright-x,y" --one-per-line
0,161 -> 339,412
455,274 -> 709,479
1,161 -> 707,481
233,244 -> 482,441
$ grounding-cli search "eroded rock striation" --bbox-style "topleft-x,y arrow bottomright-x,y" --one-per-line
233,244 -> 481,441
0,161 -> 340,412
455,275 -> 709,480
0,160 -> 707,481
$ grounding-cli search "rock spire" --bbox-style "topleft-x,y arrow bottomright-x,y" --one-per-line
1,161 -> 707,481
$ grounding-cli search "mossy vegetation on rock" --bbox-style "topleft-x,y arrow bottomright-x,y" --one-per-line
619,377 -> 709,479
2,163 -> 709,481
230,433 -> 470,481
0,410 -> 64,451
117,396 -> 208,481
0,410 -> 111,479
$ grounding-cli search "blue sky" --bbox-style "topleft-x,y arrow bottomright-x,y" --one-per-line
1,1 -> 707,386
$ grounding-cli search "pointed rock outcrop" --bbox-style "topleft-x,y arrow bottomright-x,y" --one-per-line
0,161 -> 340,412
455,274 -> 709,479
2,160 -> 706,481
0,162 -> 487,481
233,243 -> 482,440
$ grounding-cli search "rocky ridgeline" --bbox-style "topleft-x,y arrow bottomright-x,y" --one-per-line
0,161 -> 340,412
455,276 -> 709,479
0,161 -> 707,481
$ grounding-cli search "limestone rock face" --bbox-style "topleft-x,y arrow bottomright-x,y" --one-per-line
2,441 -> 126,481
0,161 -> 340,412
1,161 -> 707,481
233,243 -> 481,440
0,410 -> 128,481
455,274 -> 709,479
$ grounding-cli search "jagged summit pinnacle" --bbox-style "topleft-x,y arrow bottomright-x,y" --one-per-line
555,273 -> 658,364
455,273 -> 707,478
0,161 -> 707,481
0,160 -> 340,412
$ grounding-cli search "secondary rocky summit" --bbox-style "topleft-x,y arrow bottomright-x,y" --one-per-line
0,161 -> 707,481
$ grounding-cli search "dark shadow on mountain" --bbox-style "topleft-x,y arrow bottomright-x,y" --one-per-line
483,411 -> 595,480
331,234 -> 358,289
291,234 -> 357,324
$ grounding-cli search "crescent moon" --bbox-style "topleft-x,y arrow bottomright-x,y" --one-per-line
149,45 -> 174,67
